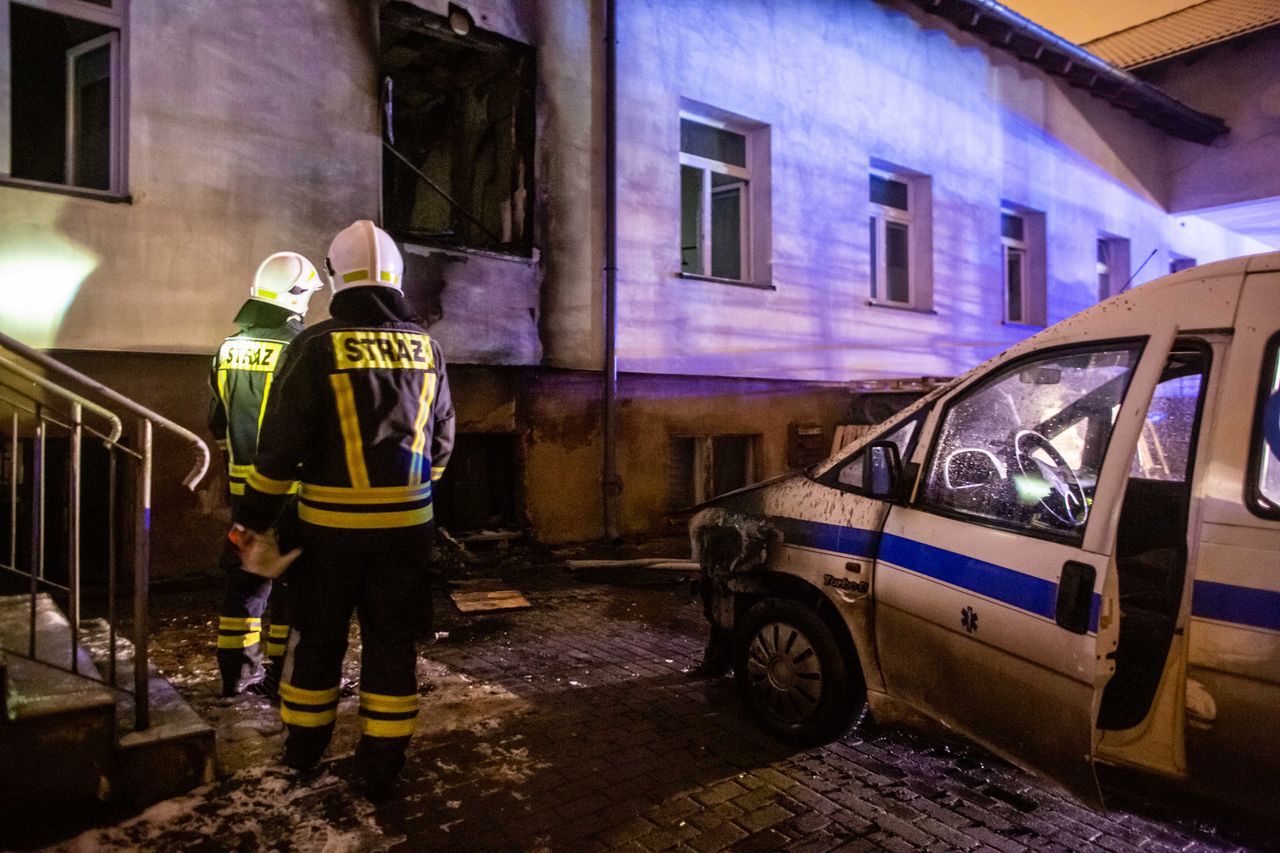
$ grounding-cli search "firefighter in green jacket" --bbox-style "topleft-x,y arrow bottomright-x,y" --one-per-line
234,220 -> 454,797
210,252 -> 322,697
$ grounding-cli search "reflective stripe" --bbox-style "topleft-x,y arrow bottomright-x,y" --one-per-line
361,715 -> 417,738
360,691 -> 419,714
266,642 -> 288,656
247,467 -> 297,495
228,463 -> 252,477
257,288 -> 279,299
281,705 -> 337,727
229,482 -> 245,496
268,625 -> 290,638
298,503 -> 434,529
341,270 -> 368,283
408,374 -> 438,486
329,373 -> 371,489
217,632 -> 260,649
219,616 -> 262,630
258,369 -> 275,434
431,466 -> 446,482
299,482 -> 431,505
279,682 -> 340,705
216,369 -> 231,464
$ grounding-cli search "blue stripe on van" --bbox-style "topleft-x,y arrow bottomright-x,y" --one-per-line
774,517 -> 1100,633
1192,581 -> 1280,632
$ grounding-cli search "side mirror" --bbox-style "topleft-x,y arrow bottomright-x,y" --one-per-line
863,441 -> 902,501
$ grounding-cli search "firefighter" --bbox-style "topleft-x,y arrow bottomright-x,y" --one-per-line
234,220 -> 454,797
210,251 -> 322,697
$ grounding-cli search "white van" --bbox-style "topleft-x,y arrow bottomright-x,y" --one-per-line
690,251 -> 1280,812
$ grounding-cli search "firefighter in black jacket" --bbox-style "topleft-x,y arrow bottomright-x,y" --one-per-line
234,220 -> 454,795
210,252 -> 321,697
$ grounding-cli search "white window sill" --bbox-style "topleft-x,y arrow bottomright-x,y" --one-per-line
865,298 -> 935,315
679,272 -> 774,290
0,175 -> 131,204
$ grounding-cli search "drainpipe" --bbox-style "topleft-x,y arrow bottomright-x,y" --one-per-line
602,0 -> 621,542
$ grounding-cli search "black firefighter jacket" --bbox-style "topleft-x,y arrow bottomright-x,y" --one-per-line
235,287 -> 455,550
209,300 -> 302,499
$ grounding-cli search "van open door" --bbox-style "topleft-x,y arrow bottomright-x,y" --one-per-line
872,333 -> 1172,807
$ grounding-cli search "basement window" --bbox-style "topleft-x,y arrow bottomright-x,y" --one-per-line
669,434 -> 760,508
433,433 -> 521,532
1,0 -> 127,196
380,3 -> 535,256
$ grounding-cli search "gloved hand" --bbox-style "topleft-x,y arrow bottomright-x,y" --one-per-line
228,524 -> 302,579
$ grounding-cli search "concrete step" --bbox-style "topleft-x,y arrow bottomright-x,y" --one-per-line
0,593 -> 117,809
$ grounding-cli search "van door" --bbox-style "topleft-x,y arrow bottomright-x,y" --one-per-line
873,337 -> 1166,806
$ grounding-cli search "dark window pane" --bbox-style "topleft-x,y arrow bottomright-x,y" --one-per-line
669,437 -> 697,509
886,221 -> 910,303
71,42 -> 112,190
681,165 -> 703,274
1170,256 -> 1196,273
710,183 -> 743,280
870,174 -> 909,210
1097,238 -> 1109,264
712,435 -> 752,496
1006,247 -> 1024,322
1002,212 -> 1024,241
869,216 -> 878,299
680,119 -> 747,167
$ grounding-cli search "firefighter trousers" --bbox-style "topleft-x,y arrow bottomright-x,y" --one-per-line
217,537 -> 290,695
279,541 -> 431,781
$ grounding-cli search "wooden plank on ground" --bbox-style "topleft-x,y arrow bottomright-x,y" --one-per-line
450,589 -> 531,613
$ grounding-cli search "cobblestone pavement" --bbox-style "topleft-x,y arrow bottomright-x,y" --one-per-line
40,563 -> 1278,852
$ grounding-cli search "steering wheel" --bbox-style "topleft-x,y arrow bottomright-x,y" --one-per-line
1011,430 -> 1089,528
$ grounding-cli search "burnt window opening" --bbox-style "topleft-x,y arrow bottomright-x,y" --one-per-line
380,3 -> 535,256
668,434 -> 759,509
433,433 -> 521,533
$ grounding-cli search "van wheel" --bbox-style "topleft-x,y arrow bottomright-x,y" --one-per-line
733,598 -> 866,744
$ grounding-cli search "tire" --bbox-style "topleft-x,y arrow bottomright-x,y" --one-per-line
733,597 -> 867,744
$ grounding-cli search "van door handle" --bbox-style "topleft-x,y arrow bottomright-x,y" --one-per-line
1056,561 -> 1096,635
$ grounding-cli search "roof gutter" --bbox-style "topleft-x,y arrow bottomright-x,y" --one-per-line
901,0 -> 1229,144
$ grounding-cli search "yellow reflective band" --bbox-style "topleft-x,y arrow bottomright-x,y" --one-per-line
219,616 -> 262,630
299,504 -> 434,529
361,716 -> 417,738
217,340 -> 283,373
341,269 -> 368,283
257,289 -> 279,299
331,331 -> 433,371
266,642 -> 287,656
279,682 -> 340,705
431,466 -> 446,482
408,374 -> 438,486
307,269 -> 316,281
329,373 -> 371,489
229,463 -> 252,477
359,692 -> 419,714
269,625 -> 290,638
299,482 -> 431,505
217,631 -> 260,649
247,467 -> 297,495
258,369 -> 275,434
229,482 -> 245,496
378,270 -> 400,284
281,705 -> 337,727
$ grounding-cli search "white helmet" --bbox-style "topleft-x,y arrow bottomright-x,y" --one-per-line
250,252 -> 323,316
326,220 -> 403,293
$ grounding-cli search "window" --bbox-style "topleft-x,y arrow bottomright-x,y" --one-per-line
1130,352 -> 1206,482
2,0 -> 127,195
828,414 -> 924,492
680,112 -> 762,282
869,165 -> 931,309
921,342 -> 1144,540
669,434 -> 759,508
380,4 -> 534,255
1097,235 -> 1130,301
1169,254 -> 1196,274
1001,206 -> 1046,325
1250,333 -> 1280,517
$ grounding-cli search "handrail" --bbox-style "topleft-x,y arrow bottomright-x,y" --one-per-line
0,331 -> 209,489
0,354 -> 124,444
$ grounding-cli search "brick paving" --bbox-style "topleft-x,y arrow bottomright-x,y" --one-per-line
36,563 -> 1278,851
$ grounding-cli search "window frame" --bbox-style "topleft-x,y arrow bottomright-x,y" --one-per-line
1097,234 -> 1130,301
1246,331 -> 1280,520
669,433 -> 760,507
916,337 -> 1150,545
0,0 -> 129,200
1002,210 -> 1029,324
679,111 -> 752,283
869,168 -> 913,308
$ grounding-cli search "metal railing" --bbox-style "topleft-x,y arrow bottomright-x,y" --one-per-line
0,331 -> 208,730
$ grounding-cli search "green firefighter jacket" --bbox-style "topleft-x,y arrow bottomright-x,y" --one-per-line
234,287 -> 455,548
209,300 -> 303,498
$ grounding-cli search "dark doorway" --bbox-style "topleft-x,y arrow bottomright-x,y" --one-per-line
434,433 -> 521,532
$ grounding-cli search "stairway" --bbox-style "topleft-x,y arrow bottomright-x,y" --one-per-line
0,593 -> 215,813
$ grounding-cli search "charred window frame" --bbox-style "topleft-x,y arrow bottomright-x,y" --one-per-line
380,3 -> 534,256
0,0 -> 128,199
669,434 -> 760,508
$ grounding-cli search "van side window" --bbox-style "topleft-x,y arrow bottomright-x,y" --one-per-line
920,342 -> 1143,539
1250,334 -> 1280,517
834,416 -> 921,491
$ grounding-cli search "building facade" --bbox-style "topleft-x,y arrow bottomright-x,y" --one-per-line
0,0 -> 1274,574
